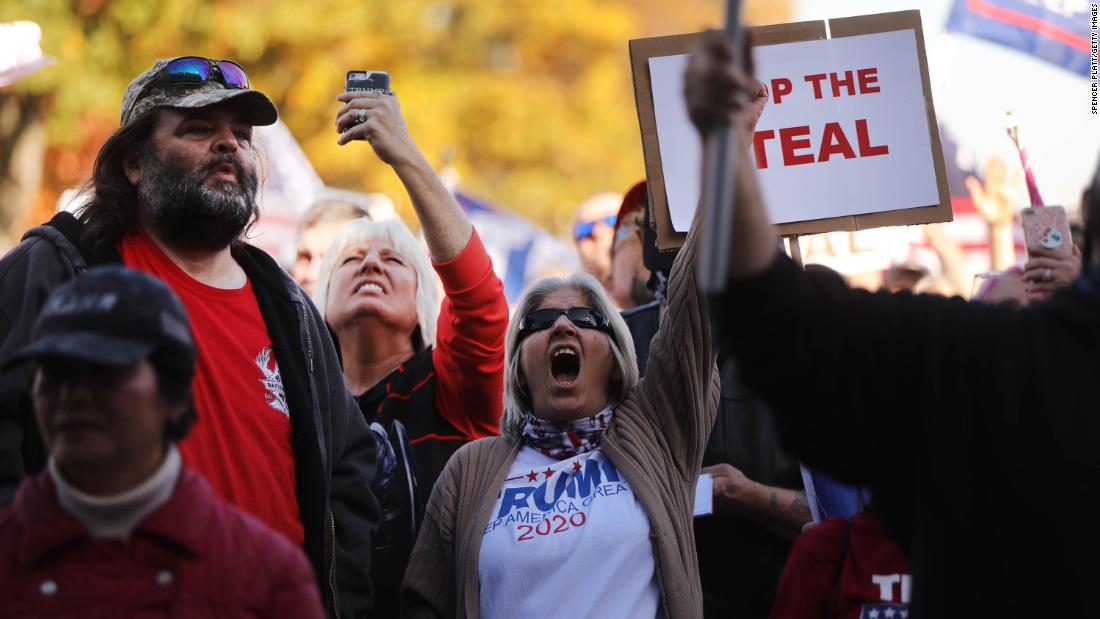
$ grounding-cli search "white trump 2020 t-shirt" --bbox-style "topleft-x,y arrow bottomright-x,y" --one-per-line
478,445 -> 662,618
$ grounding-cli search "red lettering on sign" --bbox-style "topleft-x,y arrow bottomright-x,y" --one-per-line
779,126 -> 815,166
818,122 -> 856,161
856,119 -> 889,157
753,129 -> 775,169
857,68 -> 880,94
755,120 -> 889,168
803,73 -> 827,100
771,78 -> 793,104
830,70 -> 856,97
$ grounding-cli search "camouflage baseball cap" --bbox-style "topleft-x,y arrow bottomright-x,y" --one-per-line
119,56 -> 278,128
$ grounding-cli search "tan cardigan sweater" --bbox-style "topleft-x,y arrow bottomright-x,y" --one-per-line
401,215 -> 719,618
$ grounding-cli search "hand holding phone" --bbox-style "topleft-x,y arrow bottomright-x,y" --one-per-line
337,71 -> 391,139
1020,205 -> 1081,299
1021,206 -> 1072,257
335,79 -> 421,168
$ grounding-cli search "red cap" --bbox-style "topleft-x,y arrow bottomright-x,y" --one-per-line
614,180 -> 648,235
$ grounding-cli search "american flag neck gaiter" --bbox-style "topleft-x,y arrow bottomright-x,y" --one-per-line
521,406 -> 614,460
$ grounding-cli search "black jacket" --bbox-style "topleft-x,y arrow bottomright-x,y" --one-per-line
718,253 -> 1100,618
0,213 -> 379,618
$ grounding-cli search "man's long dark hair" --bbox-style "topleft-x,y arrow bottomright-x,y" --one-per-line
73,109 -> 265,253
73,113 -> 159,252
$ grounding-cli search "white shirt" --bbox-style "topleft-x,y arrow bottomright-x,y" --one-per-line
478,444 -> 661,619
51,445 -> 182,539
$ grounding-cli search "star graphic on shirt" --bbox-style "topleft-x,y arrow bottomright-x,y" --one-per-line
884,609 -> 896,619
526,470 -> 539,482
868,610 -> 880,619
899,610 -> 908,618
572,460 -> 582,472
542,467 -> 554,479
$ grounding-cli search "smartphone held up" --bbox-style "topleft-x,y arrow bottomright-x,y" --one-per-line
345,70 -> 391,94
341,70 -> 391,141
1021,206 -> 1073,258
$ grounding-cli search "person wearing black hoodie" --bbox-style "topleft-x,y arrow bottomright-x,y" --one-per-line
687,31 -> 1100,618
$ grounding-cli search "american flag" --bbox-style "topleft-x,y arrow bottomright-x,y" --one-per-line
860,602 -> 909,619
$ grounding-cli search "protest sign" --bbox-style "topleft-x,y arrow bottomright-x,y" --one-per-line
631,11 -> 951,249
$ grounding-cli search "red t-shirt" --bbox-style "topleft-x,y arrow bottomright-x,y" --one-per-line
771,511 -> 911,619
120,230 -> 304,546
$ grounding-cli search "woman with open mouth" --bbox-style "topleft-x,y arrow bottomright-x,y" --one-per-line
401,104 -> 725,619
316,87 -> 509,616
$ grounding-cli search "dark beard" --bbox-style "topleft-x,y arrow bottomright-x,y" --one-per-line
137,150 -> 258,252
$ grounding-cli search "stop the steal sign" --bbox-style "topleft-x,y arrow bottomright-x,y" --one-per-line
638,15 -> 948,237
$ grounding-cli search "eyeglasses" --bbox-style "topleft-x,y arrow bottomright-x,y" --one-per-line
150,57 -> 251,92
573,214 -> 617,241
518,307 -> 610,336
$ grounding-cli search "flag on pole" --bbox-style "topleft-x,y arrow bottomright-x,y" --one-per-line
946,0 -> 1094,77
454,192 -> 579,304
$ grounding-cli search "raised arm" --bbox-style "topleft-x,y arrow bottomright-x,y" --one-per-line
684,31 -> 776,280
336,91 -> 472,261
690,32 -> 1028,486
335,90 -> 507,437
628,32 -> 775,475
633,205 -> 718,479
431,231 -> 508,438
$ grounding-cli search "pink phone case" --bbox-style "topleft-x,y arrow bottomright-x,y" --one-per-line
1021,206 -> 1072,257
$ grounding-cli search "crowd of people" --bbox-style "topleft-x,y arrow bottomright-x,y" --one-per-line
0,32 -> 1097,619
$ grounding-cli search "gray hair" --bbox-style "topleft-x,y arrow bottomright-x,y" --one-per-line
502,272 -> 639,441
313,218 -> 440,349
299,199 -> 372,229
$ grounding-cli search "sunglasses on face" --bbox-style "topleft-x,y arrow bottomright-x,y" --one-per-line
573,214 -> 618,241
151,57 -> 251,92
518,307 -> 610,336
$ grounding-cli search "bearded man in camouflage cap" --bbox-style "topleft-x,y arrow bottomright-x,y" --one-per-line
0,57 -> 379,618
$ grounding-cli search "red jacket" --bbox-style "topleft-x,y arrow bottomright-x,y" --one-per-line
0,468 -> 325,618
771,511 -> 911,619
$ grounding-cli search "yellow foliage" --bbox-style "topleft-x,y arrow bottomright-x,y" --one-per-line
3,0 -> 792,233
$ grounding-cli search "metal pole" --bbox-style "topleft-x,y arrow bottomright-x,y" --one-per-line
699,0 -> 744,293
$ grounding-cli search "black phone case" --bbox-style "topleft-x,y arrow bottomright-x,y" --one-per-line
345,71 -> 390,93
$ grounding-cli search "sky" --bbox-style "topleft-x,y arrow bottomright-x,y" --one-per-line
795,0 -> 1099,214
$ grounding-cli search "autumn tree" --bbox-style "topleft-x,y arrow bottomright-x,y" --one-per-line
2,0 -> 790,246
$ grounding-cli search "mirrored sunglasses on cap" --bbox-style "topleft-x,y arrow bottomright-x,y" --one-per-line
573,214 -> 617,241
519,307 -> 610,335
151,56 -> 250,92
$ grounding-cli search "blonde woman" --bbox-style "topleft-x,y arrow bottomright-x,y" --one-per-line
317,88 -> 508,615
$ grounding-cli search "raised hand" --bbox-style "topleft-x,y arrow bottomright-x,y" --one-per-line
684,30 -> 767,136
1022,244 -> 1082,300
335,91 -> 421,168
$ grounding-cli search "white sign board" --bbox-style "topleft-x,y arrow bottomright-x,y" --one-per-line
648,29 -> 940,232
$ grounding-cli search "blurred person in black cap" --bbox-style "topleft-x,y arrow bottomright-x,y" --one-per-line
0,56 -> 377,618
0,266 -> 325,617
689,30 -> 1100,617
621,181 -> 810,618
